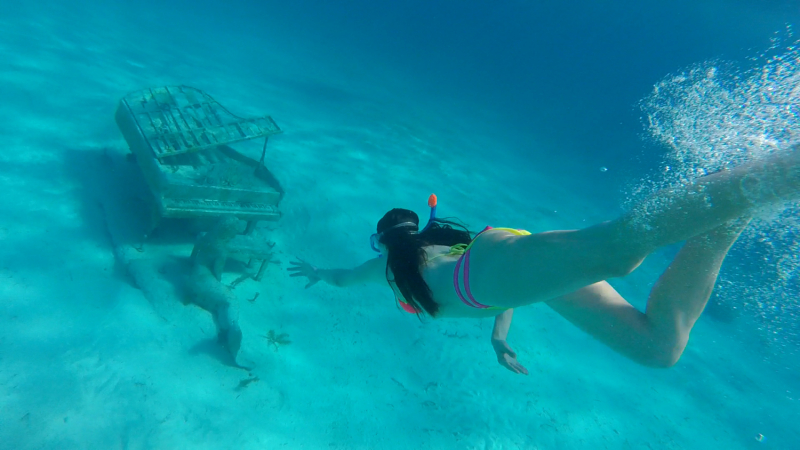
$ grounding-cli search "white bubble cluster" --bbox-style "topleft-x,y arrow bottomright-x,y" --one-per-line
642,49 -> 800,176
635,28 -> 800,358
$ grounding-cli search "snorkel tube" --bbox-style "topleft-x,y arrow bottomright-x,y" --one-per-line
420,194 -> 438,233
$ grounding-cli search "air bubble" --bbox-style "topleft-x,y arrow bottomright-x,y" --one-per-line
633,30 -> 800,359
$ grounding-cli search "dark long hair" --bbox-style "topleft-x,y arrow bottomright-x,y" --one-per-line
377,208 -> 473,317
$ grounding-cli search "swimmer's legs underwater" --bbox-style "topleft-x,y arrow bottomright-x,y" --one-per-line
471,148 -> 800,307
545,219 -> 749,367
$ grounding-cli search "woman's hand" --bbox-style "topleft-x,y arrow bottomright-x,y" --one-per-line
491,338 -> 529,375
288,258 -> 322,288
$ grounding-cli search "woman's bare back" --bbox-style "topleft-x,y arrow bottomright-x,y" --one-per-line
419,232 -> 525,319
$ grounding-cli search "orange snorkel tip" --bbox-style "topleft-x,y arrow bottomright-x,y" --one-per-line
428,193 -> 438,208
420,193 -> 438,233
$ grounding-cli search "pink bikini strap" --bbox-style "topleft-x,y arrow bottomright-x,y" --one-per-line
453,250 -> 491,309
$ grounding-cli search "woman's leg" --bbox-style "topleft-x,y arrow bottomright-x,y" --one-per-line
607,153 -> 797,253
544,219 -> 749,367
472,150 -> 799,307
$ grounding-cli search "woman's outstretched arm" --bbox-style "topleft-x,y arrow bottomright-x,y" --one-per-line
545,219 -> 749,367
288,256 -> 387,288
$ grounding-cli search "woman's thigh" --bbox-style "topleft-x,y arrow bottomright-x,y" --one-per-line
469,227 -> 639,308
546,283 -> 671,366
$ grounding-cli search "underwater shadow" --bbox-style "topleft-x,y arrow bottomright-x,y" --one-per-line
188,338 -> 247,369
63,145 -> 213,250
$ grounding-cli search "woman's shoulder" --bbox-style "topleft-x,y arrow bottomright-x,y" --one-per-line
423,244 -> 459,259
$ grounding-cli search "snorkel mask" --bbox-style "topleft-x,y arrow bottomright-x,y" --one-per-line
370,194 -> 438,253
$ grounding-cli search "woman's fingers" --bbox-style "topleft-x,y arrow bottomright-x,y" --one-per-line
501,353 -> 528,375
504,356 -> 520,373
288,258 -> 316,277
287,258 -> 320,288
514,361 -> 529,375
495,342 -> 524,374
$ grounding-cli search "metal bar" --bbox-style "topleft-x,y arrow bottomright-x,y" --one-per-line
259,137 -> 269,164
174,107 -> 196,146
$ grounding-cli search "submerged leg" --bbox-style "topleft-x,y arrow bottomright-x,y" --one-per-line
642,218 -> 750,362
606,151 -> 799,254
545,219 -> 749,367
472,149 -> 799,307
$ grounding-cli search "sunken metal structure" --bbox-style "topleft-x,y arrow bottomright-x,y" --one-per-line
115,86 -> 284,233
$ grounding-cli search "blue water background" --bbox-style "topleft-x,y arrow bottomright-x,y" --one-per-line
2,0 -> 800,448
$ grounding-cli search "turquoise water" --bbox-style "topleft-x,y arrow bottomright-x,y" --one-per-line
1,1 -> 799,448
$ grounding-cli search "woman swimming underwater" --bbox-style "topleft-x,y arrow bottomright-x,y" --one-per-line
289,149 -> 800,374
